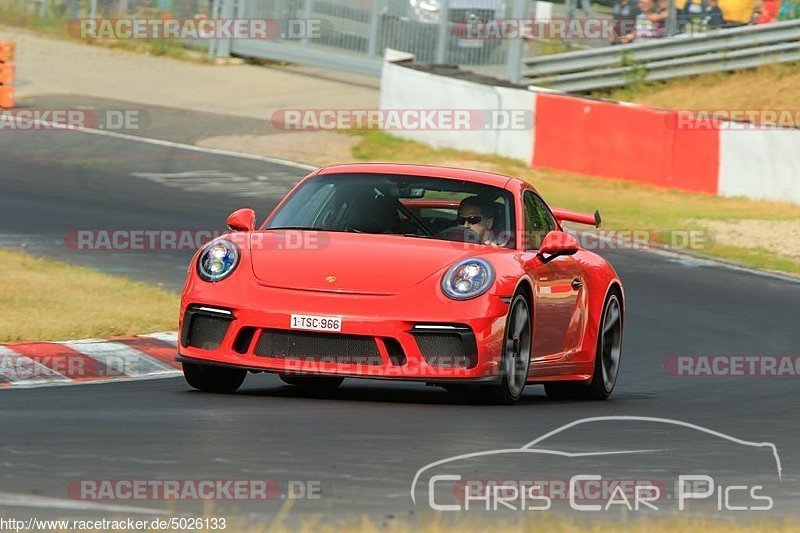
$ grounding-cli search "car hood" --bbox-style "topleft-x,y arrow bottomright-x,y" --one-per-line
249,231 -> 480,295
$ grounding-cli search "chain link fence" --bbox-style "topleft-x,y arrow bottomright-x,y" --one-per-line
231,0 -> 530,78
0,0 -> 533,79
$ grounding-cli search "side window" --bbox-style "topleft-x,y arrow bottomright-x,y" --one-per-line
523,191 -> 556,250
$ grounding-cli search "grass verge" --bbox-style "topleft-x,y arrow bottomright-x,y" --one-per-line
346,129 -> 800,274
0,248 -> 178,342
160,512 -> 800,533
593,62 -> 800,110
306,517 -> 799,533
0,6 -> 193,60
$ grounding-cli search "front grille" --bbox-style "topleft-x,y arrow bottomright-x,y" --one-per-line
184,314 -> 231,350
413,329 -> 478,369
254,329 -> 382,365
449,8 -> 496,22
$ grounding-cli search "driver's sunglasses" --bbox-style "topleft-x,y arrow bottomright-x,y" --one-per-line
457,215 -> 484,225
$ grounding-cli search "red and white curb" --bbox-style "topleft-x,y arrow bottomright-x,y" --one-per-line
0,332 -> 180,389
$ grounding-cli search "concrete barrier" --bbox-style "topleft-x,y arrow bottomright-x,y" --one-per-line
379,57 -> 800,205
380,61 -> 536,164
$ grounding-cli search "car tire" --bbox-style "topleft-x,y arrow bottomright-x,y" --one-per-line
279,375 -> 345,390
182,362 -> 246,393
545,289 -> 623,401
481,291 -> 532,405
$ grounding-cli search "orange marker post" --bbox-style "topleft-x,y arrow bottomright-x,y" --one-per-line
0,40 -> 15,108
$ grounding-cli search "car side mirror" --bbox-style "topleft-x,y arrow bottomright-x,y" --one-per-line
226,208 -> 256,232
537,230 -> 579,262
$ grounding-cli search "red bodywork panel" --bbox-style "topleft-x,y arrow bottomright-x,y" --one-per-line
179,163 -> 623,385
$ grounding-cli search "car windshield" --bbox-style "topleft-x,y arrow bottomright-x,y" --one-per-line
265,173 -> 516,248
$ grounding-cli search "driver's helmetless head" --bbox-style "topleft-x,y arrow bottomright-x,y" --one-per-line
457,196 -> 494,240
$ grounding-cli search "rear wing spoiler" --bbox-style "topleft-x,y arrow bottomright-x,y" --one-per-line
551,207 -> 602,228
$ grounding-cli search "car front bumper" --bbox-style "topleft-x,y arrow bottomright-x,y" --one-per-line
177,281 -> 511,382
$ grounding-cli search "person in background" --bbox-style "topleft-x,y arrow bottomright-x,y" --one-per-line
610,0 -> 640,43
653,0 -> 671,33
679,0 -> 708,31
565,0 -> 598,22
718,0 -> 757,26
778,0 -> 800,19
751,0 -> 763,21
756,0 -> 781,22
703,0 -> 726,27
635,0 -> 668,39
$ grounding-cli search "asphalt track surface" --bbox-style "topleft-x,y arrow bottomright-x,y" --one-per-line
1,98 -> 799,526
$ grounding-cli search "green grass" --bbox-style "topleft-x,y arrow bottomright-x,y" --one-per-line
0,248 -> 178,342
593,62 -> 800,110
0,3 -> 194,60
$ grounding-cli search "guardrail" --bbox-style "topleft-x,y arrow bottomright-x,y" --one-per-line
522,20 -> 800,92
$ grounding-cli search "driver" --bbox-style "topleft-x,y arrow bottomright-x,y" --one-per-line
437,196 -> 495,245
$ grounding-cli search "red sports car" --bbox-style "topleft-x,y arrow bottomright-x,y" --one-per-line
177,163 -> 624,404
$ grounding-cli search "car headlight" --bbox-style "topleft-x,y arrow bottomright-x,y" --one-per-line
197,238 -> 240,282
441,258 -> 494,300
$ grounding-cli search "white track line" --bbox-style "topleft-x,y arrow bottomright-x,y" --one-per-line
0,346 -> 71,385
62,340 -> 176,377
2,372 -> 182,390
0,491 -> 172,515
30,118 -> 316,171
0,335 -> 182,389
140,331 -> 179,344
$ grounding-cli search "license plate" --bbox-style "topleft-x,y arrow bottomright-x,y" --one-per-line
290,314 -> 342,332
457,38 -> 484,48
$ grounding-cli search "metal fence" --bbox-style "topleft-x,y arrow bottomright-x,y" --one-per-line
228,0 -> 528,77
1,0 -> 529,79
522,19 -> 800,92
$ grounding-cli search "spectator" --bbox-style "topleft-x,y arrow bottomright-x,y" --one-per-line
635,0 -> 668,39
756,0 -> 781,21
653,0 -> 671,29
718,0 -> 757,26
610,0 -> 640,44
565,0 -> 597,21
679,0 -> 708,31
778,0 -> 800,19
703,0 -> 726,27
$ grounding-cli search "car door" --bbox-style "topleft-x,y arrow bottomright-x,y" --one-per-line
520,191 -> 585,362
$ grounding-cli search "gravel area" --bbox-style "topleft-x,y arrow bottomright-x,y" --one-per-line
698,219 -> 800,261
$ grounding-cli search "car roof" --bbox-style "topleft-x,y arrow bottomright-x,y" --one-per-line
314,163 -> 523,190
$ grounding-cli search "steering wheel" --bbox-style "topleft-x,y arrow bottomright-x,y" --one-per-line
436,225 -> 483,245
